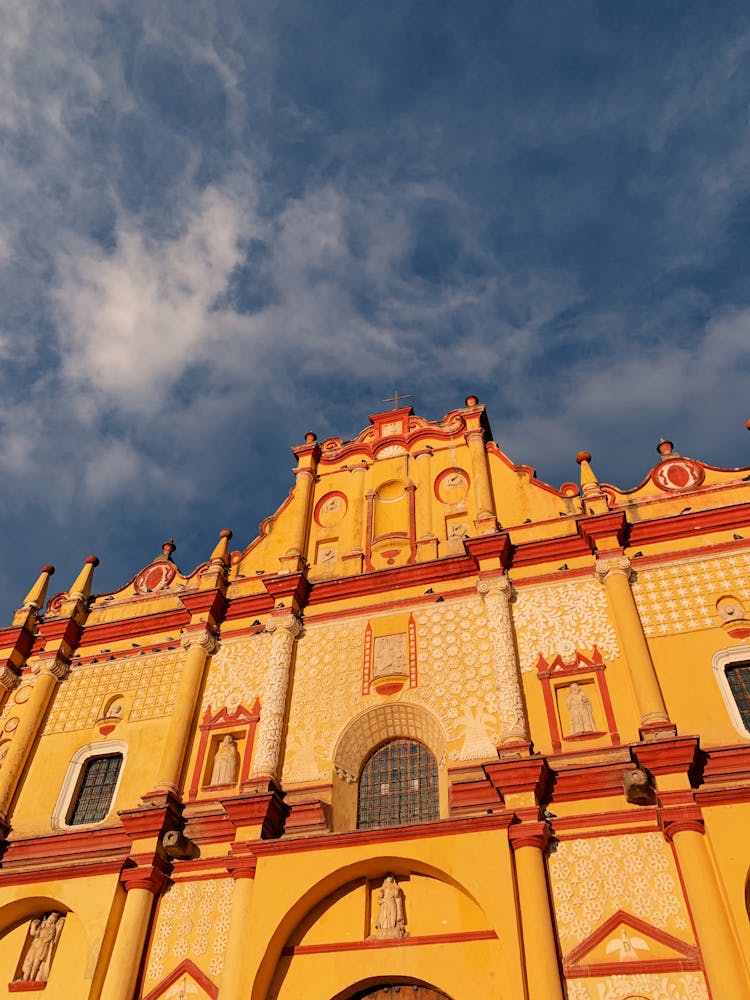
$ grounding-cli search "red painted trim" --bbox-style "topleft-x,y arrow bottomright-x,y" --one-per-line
249,812 -> 514,858
364,490 -> 375,572
188,701 -> 260,800
362,623 -> 373,694
570,958 -> 701,977
304,586 -> 479,626
408,614 -> 418,689
628,501 -> 750,545
141,959 -> 218,1000
564,908 -> 700,969
282,928 -> 498,957
0,860 -> 124,887
8,982 -> 46,992
76,609 -> 191,649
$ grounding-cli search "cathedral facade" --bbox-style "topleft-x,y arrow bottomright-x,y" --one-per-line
0,397 -> 749,999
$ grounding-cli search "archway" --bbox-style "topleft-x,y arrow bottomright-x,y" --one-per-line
334,980 -> 454,1000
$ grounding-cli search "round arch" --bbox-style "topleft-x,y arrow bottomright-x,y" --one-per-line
331,704 -> 448,831
251,854 -> 487,1000
332,979 -> 455,1000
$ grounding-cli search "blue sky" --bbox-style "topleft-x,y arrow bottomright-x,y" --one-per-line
2,1 -> 750,614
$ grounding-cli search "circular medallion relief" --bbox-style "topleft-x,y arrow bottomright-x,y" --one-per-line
435,468 -> 470,504
652,458 -> 704,492
314,492 -> 348,527
4,717 -> 19,734
135,562 -> 177,594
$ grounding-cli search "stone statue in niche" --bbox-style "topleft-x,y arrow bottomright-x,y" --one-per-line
374,875 -> 406,939
373,634 -> 407,679
209,735 -> 239,785
566,683 -> 596,734
18,912 -> 65,982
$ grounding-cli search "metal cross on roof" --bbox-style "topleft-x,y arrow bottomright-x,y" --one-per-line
382,390 -> 412,410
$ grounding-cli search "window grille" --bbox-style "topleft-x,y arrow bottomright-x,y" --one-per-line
66,753 -> 123,825
726,663 -> 750,730
357,739 -> 438,830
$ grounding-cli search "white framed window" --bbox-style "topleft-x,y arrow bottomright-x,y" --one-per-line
713,646 -> 750,740
51,740 -> 128,830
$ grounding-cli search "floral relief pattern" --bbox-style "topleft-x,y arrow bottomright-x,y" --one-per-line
45,651 -> 183,732
549,833 -> 689,954
282,596 -> 499,783
565,972 -> 708,1000
513,580 -> 620,673
144,878 -> 233,986
200,633 -> 271,716
632,553 -> 750,636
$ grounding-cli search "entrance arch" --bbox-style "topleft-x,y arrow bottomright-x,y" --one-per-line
335,981 -> 454,1000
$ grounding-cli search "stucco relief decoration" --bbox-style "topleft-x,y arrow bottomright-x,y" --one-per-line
435,468 -> 470,504
548,833 -> 689,955
373,634 -> 407,679
651,458 -> 705,493
333,703 -> 446,784
200,635 -> 271,718
282,598 -> 494,784
314,492 -> 347,528
251,615 -> 301,780
134,561 -> 177,594
411,598 -> 498,759
144,878 -> 233,985
565,974 -> 708,1000
372,876 -> 407,939
282,619 -> 365,784
513,580 -> 620,673
633,554 -> 750,636
45,651 -> 183,733
14,912 -> 65,984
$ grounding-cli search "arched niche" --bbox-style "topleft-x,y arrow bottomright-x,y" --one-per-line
331,705 -> 448,832
258,857 -> 494,1000
0,896 -> 85,993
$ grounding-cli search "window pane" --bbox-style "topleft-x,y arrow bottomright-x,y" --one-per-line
727,663 -> 750,729
67,753 -> 123,825
357,740 -> 438,830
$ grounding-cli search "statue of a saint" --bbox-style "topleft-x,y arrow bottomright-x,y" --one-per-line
374,875 -> 406,939
566,683 -> 596,734
210,735 -> 239,785
19,912 -> 65,982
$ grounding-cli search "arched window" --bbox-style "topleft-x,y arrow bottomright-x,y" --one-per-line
51,740 -> 127,829
712,647 -> 750,739
357,739 -> 439,830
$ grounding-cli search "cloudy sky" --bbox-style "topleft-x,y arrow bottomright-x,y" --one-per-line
2,1 -> 750,614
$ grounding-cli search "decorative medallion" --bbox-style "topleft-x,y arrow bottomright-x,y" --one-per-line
314,492 -> 347,527
135,561 -> 177,594
435,468 -> 470,504
652,458 -> 704,492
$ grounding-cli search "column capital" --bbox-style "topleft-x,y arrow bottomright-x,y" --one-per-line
477,572 -> 513,602
595,555 -> 633,583
0,666 -> 19,693
660,804 -> 704,841
180,627 -> 220,655
464,427 -> 486,444
31,655 -> 70,682
226,854 -> 258,880
266,613 -> 303,640
509,820 -> 551,852
120,855 -> 172,895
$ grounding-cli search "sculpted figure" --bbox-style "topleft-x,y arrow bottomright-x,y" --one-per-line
19,912 -> 65,982
210,735 -> 239,785
566,683 -> 596,734
375,875 -> 406,938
